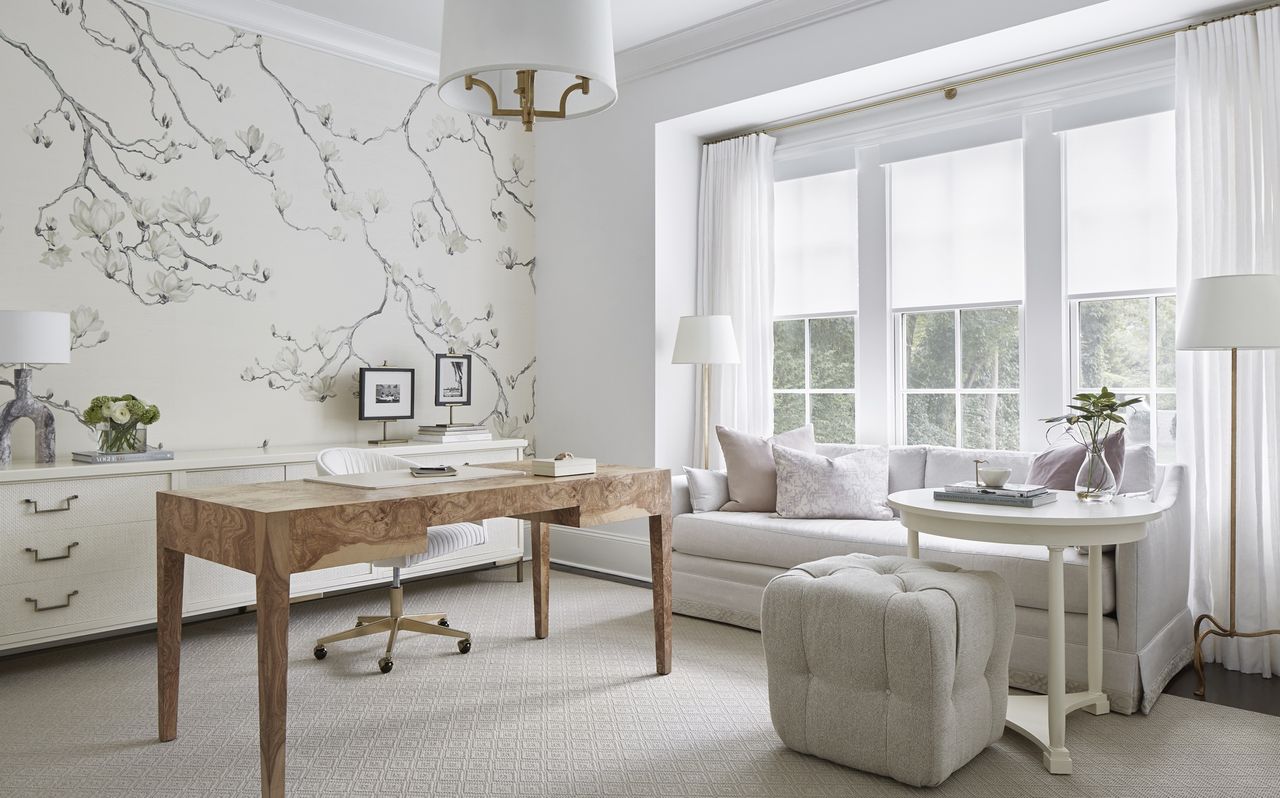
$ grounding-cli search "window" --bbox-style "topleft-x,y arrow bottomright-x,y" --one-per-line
1071,295 -> 1177,460
774,315 -> 856,442
890,141 -> 1024,447
1063,113 -> 1177,462
900,307 -> 1021,448
773,169 -> 857,441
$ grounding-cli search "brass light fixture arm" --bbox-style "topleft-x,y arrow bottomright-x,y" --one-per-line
463,70 -> 592,132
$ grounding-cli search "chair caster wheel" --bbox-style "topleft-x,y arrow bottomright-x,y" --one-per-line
437,618 -> 450,628
457,638 -> 472,654
378,657 -> 394,674
313,646 -> 327,660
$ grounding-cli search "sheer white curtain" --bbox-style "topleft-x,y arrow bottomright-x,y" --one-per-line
696,133 -> 776,466
1176,8 -> 1280,676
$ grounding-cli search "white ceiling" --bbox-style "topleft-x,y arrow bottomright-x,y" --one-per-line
265,0 -> 771,53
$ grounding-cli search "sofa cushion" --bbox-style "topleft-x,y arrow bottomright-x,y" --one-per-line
717,424 -> 815,512
672,511 -> 1113,614
773,445 -> 893,520
1119,444 -> 1156,494
816,444 -> 928,493
924,447 -> 1036,489
682,467 -> 729,512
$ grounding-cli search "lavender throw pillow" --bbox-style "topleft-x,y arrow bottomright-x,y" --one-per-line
1028,430 -> 1127,491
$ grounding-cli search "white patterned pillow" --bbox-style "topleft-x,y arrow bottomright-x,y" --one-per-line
773,444 -> 894,520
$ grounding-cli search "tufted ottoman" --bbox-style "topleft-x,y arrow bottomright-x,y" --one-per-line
762,554 -> 1015,787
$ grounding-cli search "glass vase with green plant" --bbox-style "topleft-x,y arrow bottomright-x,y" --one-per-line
84,394 -> 161,454
1042,387 -> 1141,503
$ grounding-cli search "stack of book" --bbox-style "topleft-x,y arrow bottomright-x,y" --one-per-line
72,449 -> 175,464
414,424 -> 492,444
934,480 -> 1057,508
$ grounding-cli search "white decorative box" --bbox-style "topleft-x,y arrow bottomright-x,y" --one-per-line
532,457 -> 597,477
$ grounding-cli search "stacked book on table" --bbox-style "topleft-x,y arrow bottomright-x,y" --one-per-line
934,481 -> 1057,508
414,424 -> 492,444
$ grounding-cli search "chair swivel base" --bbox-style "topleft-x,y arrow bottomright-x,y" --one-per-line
312,586 -> 472,673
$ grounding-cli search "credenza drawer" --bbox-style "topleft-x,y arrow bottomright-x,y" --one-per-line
0,567 -> 154,636
0,474 -> 169,535
184,465 -> 286,488
1,521 -> 152,586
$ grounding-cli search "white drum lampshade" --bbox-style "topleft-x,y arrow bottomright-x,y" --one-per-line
0,310 -> 71,364
1177,273 -> 1280,351
437,0 -> 617,131
672,315 -> 740,365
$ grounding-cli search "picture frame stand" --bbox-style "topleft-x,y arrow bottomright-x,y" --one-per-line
368,420 -> 409,447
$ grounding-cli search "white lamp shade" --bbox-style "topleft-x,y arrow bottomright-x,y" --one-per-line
438,0 -> 617,120
0,310 -> 70,364
1176,274 -> 1280,351
672,315 -> 740,365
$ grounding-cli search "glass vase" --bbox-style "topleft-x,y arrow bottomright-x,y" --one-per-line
98,423 -> 147,454
1075,444 -> 1116,503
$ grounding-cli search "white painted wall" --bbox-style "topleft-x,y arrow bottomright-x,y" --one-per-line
533,0 -> 1108,579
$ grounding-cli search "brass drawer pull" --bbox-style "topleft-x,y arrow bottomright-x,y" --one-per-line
24,542 -> 80,562
25,590 -> 80,612
23,495 -> 79,514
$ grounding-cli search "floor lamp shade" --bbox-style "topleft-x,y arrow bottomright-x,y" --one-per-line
1177,274 -> 1280,350
671,315 -> 740,365
437,0 -> 617,120
0,310 -> 71,364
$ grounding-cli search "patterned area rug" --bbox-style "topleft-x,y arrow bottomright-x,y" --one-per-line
2,568 -> 1278,797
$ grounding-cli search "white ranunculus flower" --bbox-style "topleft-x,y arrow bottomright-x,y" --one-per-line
108,401 -> 131,425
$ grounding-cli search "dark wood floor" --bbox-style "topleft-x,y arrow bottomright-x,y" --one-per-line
1165,662 -> 1280,717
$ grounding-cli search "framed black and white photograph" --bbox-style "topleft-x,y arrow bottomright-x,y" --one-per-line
358,367 -> 415,420
434,353 -> 472,406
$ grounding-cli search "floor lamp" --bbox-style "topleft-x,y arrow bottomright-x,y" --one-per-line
672,315 -> 740,469
1176,273 -> 1280,697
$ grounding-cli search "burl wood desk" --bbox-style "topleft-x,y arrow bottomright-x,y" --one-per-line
154,462 -> 672,798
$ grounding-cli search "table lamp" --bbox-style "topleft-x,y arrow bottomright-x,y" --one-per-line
0,310 -> 71,466
1176,273 -> 1280,696
672,315 -> 740,469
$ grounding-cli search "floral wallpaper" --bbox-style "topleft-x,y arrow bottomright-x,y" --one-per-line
0,1 -> 535,456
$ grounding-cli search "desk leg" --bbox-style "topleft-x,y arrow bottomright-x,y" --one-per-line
256,546 -> 291,798
157,545 -> 184,742
906,529 -> 919,559
532,520 -> 549,639
1045,545 -> 1071,774
1086,544 -> 1109,715
649,513 -> 672,676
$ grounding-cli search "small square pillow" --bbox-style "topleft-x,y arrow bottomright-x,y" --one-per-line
773,444 -> 894,521
717,424 -> 815,512
1028,430 -> 1127,491
682,467 -> 730,513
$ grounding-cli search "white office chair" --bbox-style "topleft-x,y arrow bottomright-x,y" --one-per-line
311,448 -> 485,673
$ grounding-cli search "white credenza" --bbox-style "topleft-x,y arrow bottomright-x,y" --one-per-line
0,439 -> 528,653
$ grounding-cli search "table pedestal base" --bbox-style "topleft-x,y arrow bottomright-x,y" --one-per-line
1005,690 -> 1109,774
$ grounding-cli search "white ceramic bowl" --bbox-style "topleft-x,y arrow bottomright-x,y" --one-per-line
978,466 -> 1013,488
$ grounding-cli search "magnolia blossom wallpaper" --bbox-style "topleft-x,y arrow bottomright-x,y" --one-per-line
0,0 -> 536,457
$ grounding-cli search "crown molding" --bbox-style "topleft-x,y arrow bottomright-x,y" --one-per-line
615,0 -> 891,83
140,0 -> 441,82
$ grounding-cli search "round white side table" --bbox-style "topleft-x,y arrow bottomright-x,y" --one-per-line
886,488 -> 1164,775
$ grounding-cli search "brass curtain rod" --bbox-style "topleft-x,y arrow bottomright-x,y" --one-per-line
711,1 -> 1279,144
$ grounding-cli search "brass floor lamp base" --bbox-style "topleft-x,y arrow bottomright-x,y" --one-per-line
1192,613 -> 1280,697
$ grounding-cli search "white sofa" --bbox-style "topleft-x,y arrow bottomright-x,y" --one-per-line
670,444 -> 1192,714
